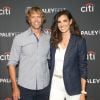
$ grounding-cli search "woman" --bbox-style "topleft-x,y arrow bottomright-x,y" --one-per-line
49,10 -> 87,100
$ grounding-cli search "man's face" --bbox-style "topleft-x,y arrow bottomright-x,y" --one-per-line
28,12 -> 43,29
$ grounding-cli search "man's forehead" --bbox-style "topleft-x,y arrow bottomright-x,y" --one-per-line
31,11 -> 42,15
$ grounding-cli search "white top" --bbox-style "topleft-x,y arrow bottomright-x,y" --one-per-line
53,44 -> 66,76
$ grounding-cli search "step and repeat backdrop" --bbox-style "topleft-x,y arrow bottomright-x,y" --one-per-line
0,0 -> 100,100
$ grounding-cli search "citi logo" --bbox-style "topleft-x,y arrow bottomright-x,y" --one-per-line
87,51 -> 96,61
0,6 -> 11,16
0,52 -> 10,61
81,2 -> 95,13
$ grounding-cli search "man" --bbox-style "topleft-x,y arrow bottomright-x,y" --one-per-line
7,6 -> 50,100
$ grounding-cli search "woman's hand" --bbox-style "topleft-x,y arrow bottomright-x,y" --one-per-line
80,94 -> 86,100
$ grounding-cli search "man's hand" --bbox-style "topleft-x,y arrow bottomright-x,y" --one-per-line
12,86 -> 20,100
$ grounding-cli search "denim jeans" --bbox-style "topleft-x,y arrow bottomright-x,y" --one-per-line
19,85 -> 49,100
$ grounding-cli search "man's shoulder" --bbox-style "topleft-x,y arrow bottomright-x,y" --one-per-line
14,28 -> 30,40
12,29 -> 30,45
43,29 -> 51,40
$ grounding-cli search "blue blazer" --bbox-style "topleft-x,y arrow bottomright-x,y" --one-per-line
49,34 -> 87,95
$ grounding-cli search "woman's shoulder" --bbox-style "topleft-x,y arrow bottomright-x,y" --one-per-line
72,33 -> 86,41
72,34 -> 86,46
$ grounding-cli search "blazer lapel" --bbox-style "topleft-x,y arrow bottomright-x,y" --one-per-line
50,47 -> 56,78
63,34 -> 76,67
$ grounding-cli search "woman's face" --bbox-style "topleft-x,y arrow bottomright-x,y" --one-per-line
57,14 -> 72,34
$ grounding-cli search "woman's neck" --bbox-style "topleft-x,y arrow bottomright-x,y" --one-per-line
59,32 -> 71,49
62,31 -> 71,41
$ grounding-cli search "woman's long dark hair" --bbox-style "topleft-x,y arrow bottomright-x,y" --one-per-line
50,10 -> 81,48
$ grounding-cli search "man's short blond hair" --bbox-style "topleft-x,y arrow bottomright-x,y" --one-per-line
26,6 -> 46,25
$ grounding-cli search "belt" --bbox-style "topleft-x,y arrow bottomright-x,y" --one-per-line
54,74 -> 63,78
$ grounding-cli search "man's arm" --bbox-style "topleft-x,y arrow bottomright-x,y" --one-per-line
8,64 -> 20,100
8,36 -> 21,100
8,64 -> 17,90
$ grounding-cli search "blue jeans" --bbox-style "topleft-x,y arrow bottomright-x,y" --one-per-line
19,85 -> 49,100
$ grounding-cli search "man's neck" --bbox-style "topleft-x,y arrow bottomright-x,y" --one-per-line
31,27 -> 42,38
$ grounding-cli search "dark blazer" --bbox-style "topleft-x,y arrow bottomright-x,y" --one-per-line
50,34 -> 87,96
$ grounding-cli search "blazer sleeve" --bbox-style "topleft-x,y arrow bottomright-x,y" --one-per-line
78,38 -> 88,80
